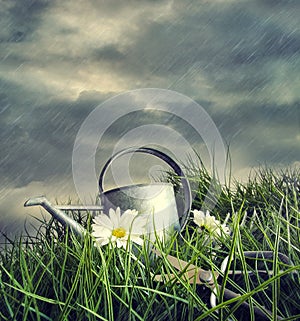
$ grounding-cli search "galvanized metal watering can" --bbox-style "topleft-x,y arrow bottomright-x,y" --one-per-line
24,147 -> 192,238
99,147 -> 191,236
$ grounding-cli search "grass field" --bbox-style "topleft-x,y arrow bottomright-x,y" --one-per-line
0,166 -> 299,320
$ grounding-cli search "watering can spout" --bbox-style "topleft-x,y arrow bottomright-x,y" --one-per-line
24,196 -> 47,207
24,196 -> 86,237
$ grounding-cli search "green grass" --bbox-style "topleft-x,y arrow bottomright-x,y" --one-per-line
1,166 -> 300,320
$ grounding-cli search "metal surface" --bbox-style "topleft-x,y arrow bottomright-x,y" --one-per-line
152,248 -> 217,285
24,196 -> 86,236
99,147 -> 192,235
56,205 -> 103,211
101,183 -> 180,235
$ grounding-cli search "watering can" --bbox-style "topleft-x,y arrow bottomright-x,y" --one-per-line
24,147 -> 192,238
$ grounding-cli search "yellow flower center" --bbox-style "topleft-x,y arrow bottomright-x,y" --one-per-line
112,227 -> 126,238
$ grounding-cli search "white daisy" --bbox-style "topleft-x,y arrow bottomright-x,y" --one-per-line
92,207 -> 148,249
192,209 -> 230,237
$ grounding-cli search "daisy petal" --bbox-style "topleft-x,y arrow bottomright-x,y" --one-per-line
120,210 -> 136,228
109,208 -> 119,227
92,226 -> 111,239
130,236 -> 144,246
93,214 -> 113,230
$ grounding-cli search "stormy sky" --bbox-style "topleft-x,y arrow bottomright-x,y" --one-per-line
0,0 -> 299,240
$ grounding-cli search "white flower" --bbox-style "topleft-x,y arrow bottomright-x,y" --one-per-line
92,207 -> 148,249
192,209 -> 230,237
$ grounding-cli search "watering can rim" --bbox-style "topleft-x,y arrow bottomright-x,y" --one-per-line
102,182 -> 174,194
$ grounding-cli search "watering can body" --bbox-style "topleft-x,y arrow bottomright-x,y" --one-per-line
101,183 -> 180,235
98,147 -> 191,237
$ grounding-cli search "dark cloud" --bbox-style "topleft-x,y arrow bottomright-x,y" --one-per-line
0,0 -> 51,43
208,100 -> 300,167
211,101 -> 299,139
103,1 -> 300,96
229,25 -> 300,65
257,0 -> 300,7
92,45 -> 125,61
212,102 -> 300,129
0,83 -> 108,187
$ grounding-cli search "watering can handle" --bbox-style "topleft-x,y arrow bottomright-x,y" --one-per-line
98,147 -> 192,229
